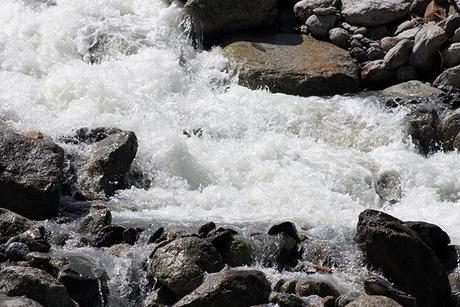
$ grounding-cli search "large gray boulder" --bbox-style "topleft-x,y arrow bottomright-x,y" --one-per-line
183,0 -> 278,40
383,80 -> 444,97
383,39 -> 413,70
293,0 -> 334,21
346,295 -> 402,306
0,130 -> 64,219
0,266 -> 74,307
150,237 -> 225,297
0,208 -> 34,244
410,23 -> 448,70
341,0 -> 411,26
222,33 -> 360,96
79,131 -> 138,196
433,64 -> 460,89
0,294 -> 43,307
442,43 -> 460,67
174,270 -> 271,307
354,210 -> 452,307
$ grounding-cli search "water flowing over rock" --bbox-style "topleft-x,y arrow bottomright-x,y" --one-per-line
0,130 -> 64,219
341,0 -> 411,26
183,0 -> 278,40
149,237 -> 225,297
354,209 -> 453,307
222,33 -> 360,96
0,266 -> 74,307
174,270 -> 271,307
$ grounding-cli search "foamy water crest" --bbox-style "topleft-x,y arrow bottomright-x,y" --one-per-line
1,0 -> 459,246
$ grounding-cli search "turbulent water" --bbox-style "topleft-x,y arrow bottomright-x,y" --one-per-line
1,0 -> 460,305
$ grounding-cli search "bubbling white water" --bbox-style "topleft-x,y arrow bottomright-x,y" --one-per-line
1,0 -> 459,248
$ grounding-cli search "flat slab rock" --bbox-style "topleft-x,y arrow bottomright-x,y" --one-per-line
222,33 -> 360,97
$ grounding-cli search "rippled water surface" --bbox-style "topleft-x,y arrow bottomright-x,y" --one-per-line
1,0 -> 460,304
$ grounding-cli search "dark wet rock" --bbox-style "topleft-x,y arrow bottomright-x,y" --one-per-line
0,208 -> 34,244
183,0 -> 278,40
222,33 -> 360,97
295,280 -> 340,298
335,292 -> 362,307
410,0 -> 431,16
5,242 -> 30,261
442,43 -> 460,67
174,270 -> 271,307
6,225 -> 50,254
354,209 -> 452,307
434,65 -> 460,90
360,60 -> 393,88
294,0 -> 334,21
93,225 -> 137,247
395,65 -> 418,82
197,222 -> 216,237
350,47 -> 368,63
268,222 -> 301,269
305,14 -> 338,39
150,237 -> 224,297
79,131 -> 138,196
62,127 -> 122,145
0,294 -> 43,307
218,234 -> 253,267
404,107 -> 439,155
383,39 -> 413,70
375,171 -> 402,204
364,275 -> 416,306
0,130 -> 64,219
269,292 -> 309,307
206,228 -> 236,248
410,22 -> 448,70
58,255 -> 109,307
78,206 -> 112,234
0,266 -> 73,307
405,221 -> 458,273
367,47 -> 386,61
329,28 -> 351,49
439,108 -> 460,150
346,295 -> 403,306
146,227 -> 166,244
383,80 -> 444,97
144,283 -> 178,307
341,0 -> 411,26
26,252 -> 51,267
274,278 -> 298,294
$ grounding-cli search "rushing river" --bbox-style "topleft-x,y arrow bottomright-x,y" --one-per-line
1,0 -> 460,305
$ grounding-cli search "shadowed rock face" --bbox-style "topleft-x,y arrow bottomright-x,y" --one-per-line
183,0 -> 278,40
222,33 -> 360,97
354,210 -> 453,307
0,130 -> 64,220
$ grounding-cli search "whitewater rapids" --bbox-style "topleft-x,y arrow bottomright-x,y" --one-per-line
1,0 -> 460,304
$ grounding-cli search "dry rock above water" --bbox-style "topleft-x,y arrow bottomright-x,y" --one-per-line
222,33 -> 360,96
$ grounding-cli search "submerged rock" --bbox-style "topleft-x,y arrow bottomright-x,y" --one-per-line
0,130 -> 64,219
150,237 -> 224,297
354,209 -> 452,307
222,33 -> 360,97
174,270 -> 271,307
183,0 -> 278,40
0,266 -> 74,307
